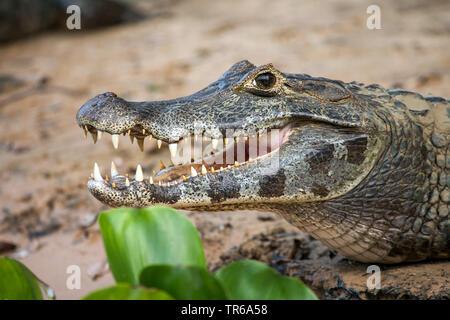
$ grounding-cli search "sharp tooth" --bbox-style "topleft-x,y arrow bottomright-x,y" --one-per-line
194,135 -> 199,141
212,138 -> 218,150
135,164 -> 143,182
220,166 -> 224,171
169,143 -> 177,158
130,135 -> 135,144
93,163 -> 103,181
211,167 -> 215,173
191,166 -> 198,177
159,160 -> 166,170
149,177 -> 154,184
83,126 -> 88,138
127,129 -> 131,136
234,161 -> 239,166
111,161 -> 119,177
224,138 -> 229,146
105,175 -> 109,181
182,175 -> 187,182
112,135 -> 119,149
90,131 -> 98,143
158,181 -> 162,186
148,135 -> 153,141
142,129 -> 146,135
137,138 -> 145,152
235,137 -> 239,143
201,164 -> 207,174
244,136 -> 248,141
228,165 -> 232,169
90,173 -> 94,179
157,140 -> 162,149
125,177 -> 130,187
111,182 -> 116,188
97,130 -> 103,140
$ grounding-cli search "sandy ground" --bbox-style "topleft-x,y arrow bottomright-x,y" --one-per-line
0,0 -> 449,299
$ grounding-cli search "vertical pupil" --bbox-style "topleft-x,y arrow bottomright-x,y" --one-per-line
255,72 -> 275,89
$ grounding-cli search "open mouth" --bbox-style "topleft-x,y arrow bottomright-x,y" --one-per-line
79,123 -> 293,188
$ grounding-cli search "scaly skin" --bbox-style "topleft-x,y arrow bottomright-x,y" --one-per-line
76,60 -> 449,263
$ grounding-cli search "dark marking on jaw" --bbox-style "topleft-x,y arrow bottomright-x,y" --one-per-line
207,175 -> 241,203
310,182 -> 329,197
345,136 -> 368,165
150,185 -> 180,204
258,169 -> 286,198
306,144 -> 335,175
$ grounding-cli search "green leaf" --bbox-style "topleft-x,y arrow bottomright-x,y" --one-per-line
82,283 -> 174,300
139,265 -> 227,300
99,206 -> 206,284
216,260 -> 318,300
0,257 -> 43,300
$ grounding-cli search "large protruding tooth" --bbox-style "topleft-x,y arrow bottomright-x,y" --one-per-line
112,134 -> 119,149
149,177 -> 154,184
83,126 -> 88,138
137,138 -> 145,152
90,131 -> 98,143
191,166 -> 198,177
201,164 -> 207,174
148,135 -> 153,141
97,130 -> 103,141
169,143 -> 177,158
157,140 -> 162,149
159,160 -> 166,170
110,161 -> 119,177
224,138 -> 230,146
93,163 -> 103,181
130,135 -> 135,144
212,138 -> 218,150
135,164 -> 143,182
125,177 -> 130,187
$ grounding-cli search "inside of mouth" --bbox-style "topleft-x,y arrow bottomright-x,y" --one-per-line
82,123 -> 293,186
153,125 -> 292,183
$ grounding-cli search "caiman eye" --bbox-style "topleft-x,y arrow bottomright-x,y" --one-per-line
254,72 -> 276,89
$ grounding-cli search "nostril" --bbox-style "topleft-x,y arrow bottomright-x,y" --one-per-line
102,92 -> 117,98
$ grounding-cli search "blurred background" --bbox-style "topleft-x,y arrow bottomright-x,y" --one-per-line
0,0 -> 449,299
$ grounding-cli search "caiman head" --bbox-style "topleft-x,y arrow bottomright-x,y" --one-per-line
77,60 -> 448,263
76,60 -> 385,210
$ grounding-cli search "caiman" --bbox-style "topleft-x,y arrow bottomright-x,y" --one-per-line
76,60 -> 449,263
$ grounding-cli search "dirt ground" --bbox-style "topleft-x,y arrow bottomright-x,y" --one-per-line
0,0 -> 449,299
